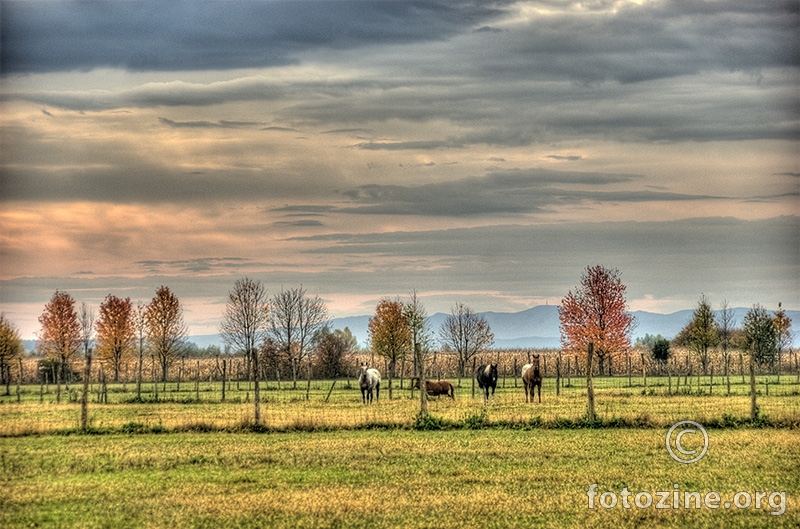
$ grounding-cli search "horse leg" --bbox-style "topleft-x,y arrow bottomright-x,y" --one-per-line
375,382 -> 380,402
537,382 -> 541,403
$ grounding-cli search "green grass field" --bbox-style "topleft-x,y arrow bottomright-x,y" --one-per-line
1,376 -> 798,527
1,429 -> 798,528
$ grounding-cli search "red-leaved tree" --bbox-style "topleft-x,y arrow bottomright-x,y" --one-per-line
559,265 -> 635,420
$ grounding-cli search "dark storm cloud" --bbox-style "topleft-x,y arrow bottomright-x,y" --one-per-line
0,0 -> 504,74
338,169 -> 716,216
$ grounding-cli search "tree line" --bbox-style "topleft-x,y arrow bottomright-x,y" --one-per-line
0,266 -> 793,425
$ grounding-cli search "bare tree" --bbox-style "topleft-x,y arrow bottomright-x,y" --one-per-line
220,277 -> 270,424
439,302 -> 494,379
79,303 -> 94,431
134,304 -> 147,400
404,291 -> 432,418
145,286 -> 187,382
773,302 -> 793,380
718,300 -> 736,384
268,286 -> 328,388
297,292 -> 329,385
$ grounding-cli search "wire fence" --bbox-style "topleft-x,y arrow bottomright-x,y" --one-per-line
1,348 -> 798,435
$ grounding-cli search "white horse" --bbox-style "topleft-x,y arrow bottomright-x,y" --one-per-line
358,363 -> 381,404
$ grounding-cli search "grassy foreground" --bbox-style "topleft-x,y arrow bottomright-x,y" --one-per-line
1,429 -> 798,528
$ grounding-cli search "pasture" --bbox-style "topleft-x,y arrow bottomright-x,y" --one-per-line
1,373 -> 798,435
1,373 -> 798,527
1,429 -> 798,528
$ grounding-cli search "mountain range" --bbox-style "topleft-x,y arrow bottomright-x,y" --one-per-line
188,305 -> 799,350
22,306 -> 798,352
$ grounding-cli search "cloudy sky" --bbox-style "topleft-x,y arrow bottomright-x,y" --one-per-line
1,0 -> 798,339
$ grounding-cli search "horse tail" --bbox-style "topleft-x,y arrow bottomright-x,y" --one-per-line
448,382 -> 455,400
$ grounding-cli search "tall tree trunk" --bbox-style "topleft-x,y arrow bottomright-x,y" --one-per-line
749,352 -> 757,420
586,342 -> 596,421
136,350 -> 143,400
80,349 -> 92,430
418,346 -> 427,419
252,349 -> 261,424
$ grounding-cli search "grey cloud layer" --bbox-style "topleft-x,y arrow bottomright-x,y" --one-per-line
289,216 -> 800,303
5,1 -> 796,146
1,0 -> 504,74
339,169 -> 720,216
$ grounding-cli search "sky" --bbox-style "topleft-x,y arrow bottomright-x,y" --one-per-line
1,0 -> 798,340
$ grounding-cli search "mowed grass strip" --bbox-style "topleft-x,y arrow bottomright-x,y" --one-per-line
1,429 -> 798,528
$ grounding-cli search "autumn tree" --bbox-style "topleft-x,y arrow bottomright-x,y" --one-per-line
268,286 -> 328,388
145,286 -> 187,382
676,294 -> 718,375
439,302 -> 494,379
95,295 -> 135,382
220,277 -> 270,423
0,315 -> 24,394
368,298 -> 411,399
38,290 -> 82,393
559,265 -> 635,421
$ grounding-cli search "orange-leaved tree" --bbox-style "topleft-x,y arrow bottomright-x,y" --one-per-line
559,265 -> 635,421
96,294 -> 135,382
368,298 -> 411,400
38,290 -> 82,388
145,286 -> 187,382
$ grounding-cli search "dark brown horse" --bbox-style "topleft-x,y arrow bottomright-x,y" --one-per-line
411,378 -> 455,399
522,354 -> 542,403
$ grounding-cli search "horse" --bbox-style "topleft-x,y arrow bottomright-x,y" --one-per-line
522,354 -> 542,403
357,363 -> 381,404
476,363 -> 498,401
410,378 -> 455,399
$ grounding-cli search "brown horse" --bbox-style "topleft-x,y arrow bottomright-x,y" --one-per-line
411,378 -> 455,399
522,354 -> 542,403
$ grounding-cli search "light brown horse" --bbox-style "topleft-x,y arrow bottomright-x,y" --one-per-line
411,378 -> 455,399
522,354 -> 542,403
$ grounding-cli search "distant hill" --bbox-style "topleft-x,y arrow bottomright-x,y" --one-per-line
327,305 -> 800,350
22,306 -> 798,353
